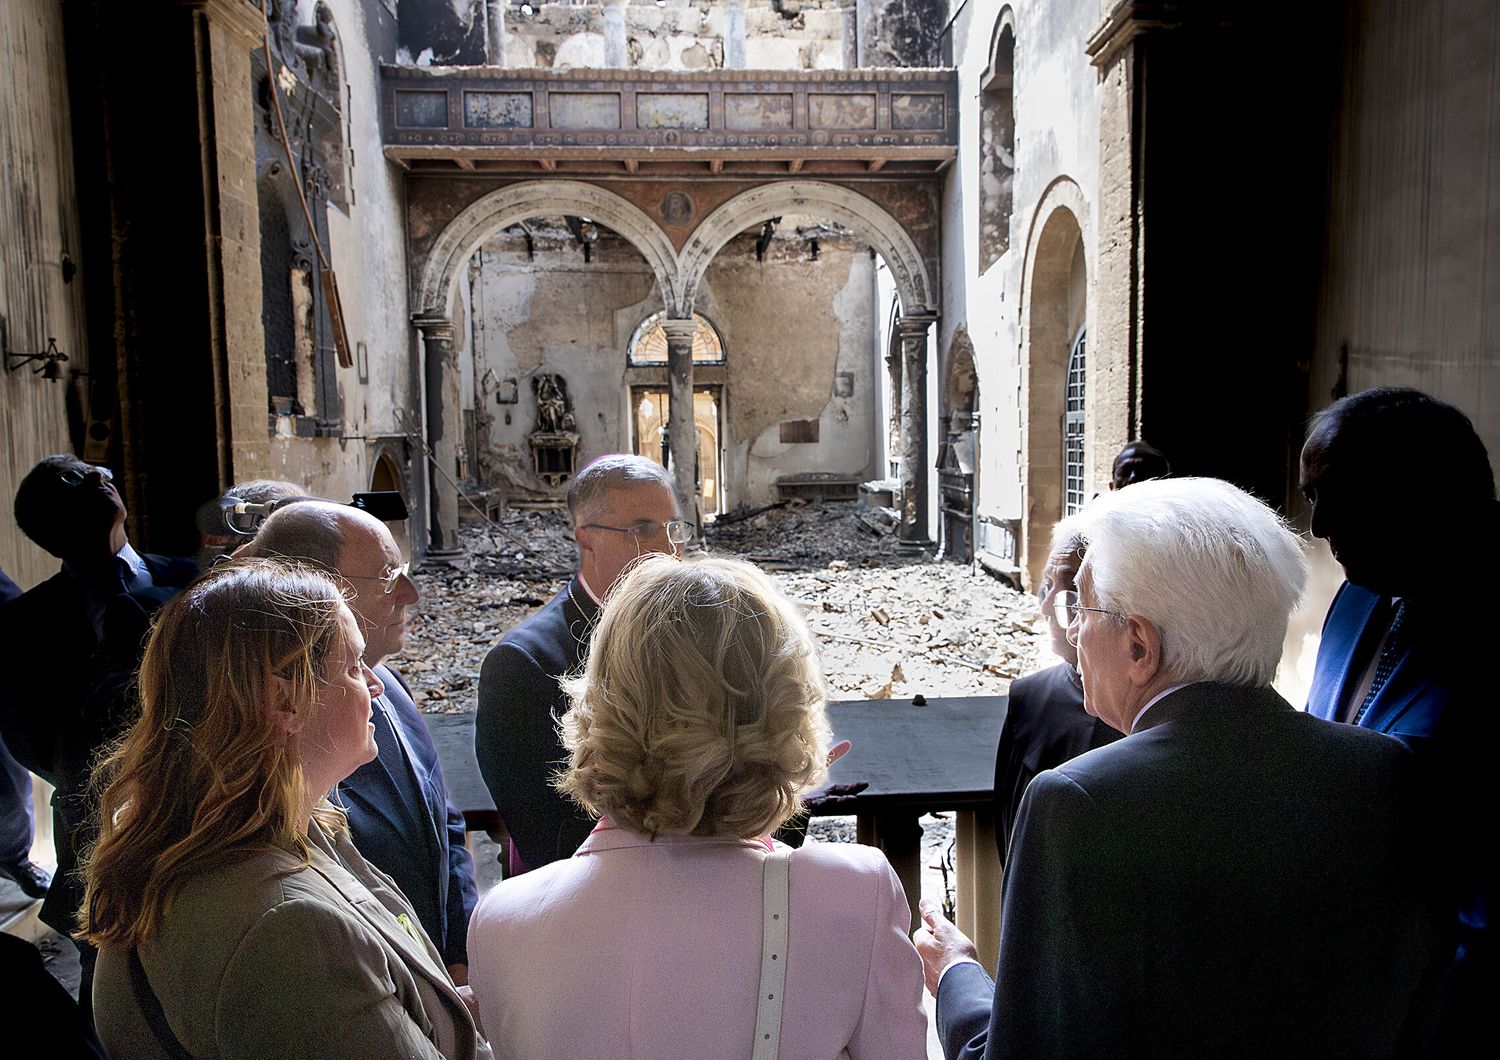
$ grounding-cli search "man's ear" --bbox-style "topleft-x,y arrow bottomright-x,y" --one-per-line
1124,616 -> 1163,684
269,676 -> 304,738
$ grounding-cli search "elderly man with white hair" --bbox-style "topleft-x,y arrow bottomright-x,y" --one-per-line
916,477 -> 1448,1059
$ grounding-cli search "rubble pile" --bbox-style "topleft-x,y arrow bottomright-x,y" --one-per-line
393,505 -> 1049,708
783,561 -> 1048,700
705,499 -> 905,567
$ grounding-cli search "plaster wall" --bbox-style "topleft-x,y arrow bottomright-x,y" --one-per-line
705,239 -> 879,503
0,0 -> 89,587
941,0 -> 1103,579
464,229 -> 877,508
495,0 -> 859,71
260,0 -> 420,511
467,237 -> 657,499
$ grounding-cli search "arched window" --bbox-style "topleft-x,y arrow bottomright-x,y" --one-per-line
979,11 -> 1016,273
1064,327 -> 1086,516
627,311 -> 725,366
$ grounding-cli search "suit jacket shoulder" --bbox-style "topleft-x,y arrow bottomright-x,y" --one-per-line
94,829 -> 477,1060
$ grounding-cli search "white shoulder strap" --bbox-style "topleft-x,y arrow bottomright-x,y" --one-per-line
752,849 -> 792,1060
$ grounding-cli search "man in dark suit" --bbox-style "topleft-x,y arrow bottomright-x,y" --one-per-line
0,455 -> 197,1014
1300,387 -> 1495,1047
246,500 -> 478,982
994,525 -> 1120,862
916,477 -> 1448,1059
0,565 -> 51,899
475,454 -> 685,873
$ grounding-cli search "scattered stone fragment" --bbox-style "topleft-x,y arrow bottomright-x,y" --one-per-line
393,504 -> 1049,709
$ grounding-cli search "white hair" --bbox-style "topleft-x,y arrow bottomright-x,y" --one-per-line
1074,477 -> 1307,687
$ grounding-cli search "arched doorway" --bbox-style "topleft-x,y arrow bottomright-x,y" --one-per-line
1021,185 -> 1089,588
627,311 -> 727,518
939,326 -> 980,562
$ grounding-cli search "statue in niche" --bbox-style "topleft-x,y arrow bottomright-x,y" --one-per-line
533,373 -> 576,434
530,373 -> 579,487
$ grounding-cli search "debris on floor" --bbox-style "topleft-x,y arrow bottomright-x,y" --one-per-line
393,505 -> 1049,709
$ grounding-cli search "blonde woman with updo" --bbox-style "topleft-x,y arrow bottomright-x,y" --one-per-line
467,554 -> 928,1059
80,561 -> 485,1060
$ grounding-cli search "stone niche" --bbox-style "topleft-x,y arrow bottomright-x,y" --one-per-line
529,372 -> 579,487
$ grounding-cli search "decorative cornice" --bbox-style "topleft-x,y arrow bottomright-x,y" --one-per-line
1087,1 -> 1236,70
381,65 -> 957,85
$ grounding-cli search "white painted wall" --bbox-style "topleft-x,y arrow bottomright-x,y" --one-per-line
942,0 -> 1103,570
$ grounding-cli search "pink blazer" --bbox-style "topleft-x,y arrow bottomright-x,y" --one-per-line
468,826 -> 928,1060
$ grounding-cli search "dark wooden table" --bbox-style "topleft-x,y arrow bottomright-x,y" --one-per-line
422,694 -> 1007,963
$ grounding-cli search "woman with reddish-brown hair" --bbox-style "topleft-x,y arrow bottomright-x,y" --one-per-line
80,560 -> 484,1060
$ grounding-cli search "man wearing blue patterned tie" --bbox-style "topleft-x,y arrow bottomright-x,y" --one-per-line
1300,387 -> 1497,1052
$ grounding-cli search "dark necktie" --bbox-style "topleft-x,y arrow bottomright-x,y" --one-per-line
1353,599 -> 1407,726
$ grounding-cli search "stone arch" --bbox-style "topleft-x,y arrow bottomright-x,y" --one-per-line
945,324 -> 979,418
1019,177 -> 1090,590
414,180 -> 683,318
677,181 -> 934,315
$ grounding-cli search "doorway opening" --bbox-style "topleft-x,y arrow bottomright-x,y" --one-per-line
631,386 -> 724,519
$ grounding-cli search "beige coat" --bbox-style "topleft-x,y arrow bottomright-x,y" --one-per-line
94,818 -> 484,1060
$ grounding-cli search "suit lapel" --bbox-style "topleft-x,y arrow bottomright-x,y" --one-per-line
1307,584 -> 1385,721
304,825 -> 457,999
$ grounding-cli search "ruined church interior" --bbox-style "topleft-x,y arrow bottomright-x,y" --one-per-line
2,0 -> 1496,1053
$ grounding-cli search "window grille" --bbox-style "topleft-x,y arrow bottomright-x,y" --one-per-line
1064,328 -> 1086,516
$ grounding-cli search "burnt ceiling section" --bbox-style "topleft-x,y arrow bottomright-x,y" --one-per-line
398,0 -> 488,66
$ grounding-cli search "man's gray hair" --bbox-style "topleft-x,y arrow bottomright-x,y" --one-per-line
1075,477 -> 1307,687
249,501 -> 354,573
566,454 -> 674,526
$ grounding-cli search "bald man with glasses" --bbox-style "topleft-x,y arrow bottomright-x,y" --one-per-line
476,454 -> 686,874
245,501 -> 478,983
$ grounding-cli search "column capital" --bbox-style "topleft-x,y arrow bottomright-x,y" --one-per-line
1087,1 -> 1234,70
412,314 -> 456,341
661,318 -> 700,344
895,314 -> 936,340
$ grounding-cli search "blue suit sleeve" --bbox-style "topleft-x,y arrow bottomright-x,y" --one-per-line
439,787 -> 477,966
934,961 -> 998,1060
378,667 -> 477,967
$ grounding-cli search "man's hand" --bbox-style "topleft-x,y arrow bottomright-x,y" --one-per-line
804,739 -> 868,811
913,896 -> 979,997
447,962 -> 469,986
455,983 -> 484,1036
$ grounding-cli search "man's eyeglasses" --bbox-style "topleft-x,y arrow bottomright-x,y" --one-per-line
582,519 -> 695,545
58,464 -> 112,487
1052,590 -> 1124,627
345,561 -> 410,595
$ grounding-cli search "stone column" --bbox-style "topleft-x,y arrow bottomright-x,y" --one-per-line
885,337 -> 904,477
897,314 -> 933,548
414,315 -> 463,557
662,318 -> 699,525
603,0 -> 628,68
486,1 -> 508,66
725,0 -> 748,70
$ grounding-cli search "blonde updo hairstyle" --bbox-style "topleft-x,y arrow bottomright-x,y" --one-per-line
558,554 -> 831,839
